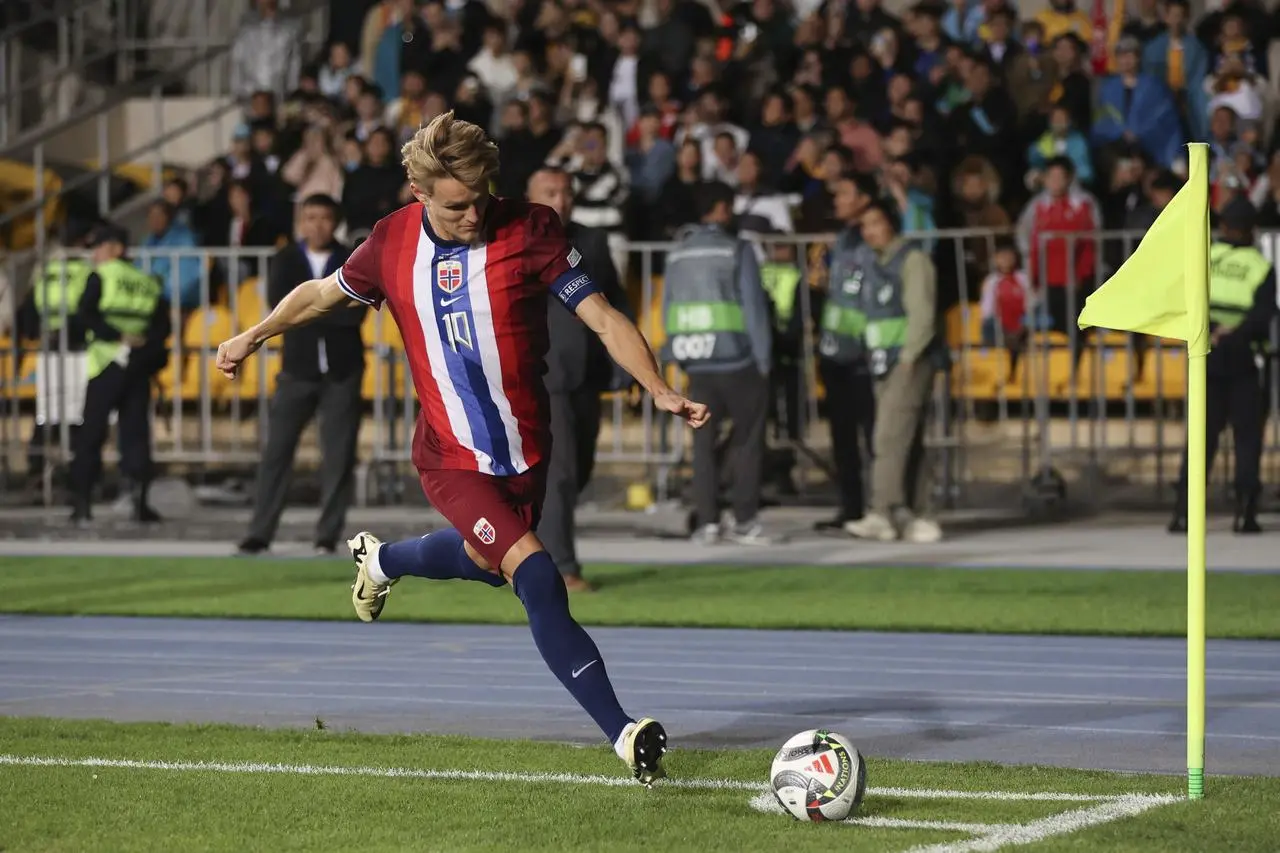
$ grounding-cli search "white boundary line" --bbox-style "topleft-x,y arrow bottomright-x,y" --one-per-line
747,787 -> 1180,853
748,794 -> 1012,833
1,753 -> 1182,852
0,755 -> 1127,802
899,794 -> 1180,853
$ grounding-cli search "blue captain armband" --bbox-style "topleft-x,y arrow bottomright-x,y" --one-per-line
551,268 -> 599,311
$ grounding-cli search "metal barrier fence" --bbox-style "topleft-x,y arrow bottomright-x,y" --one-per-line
5,227 -> 1280,510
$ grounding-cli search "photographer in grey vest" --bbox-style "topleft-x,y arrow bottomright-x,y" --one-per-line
815,174 -> 878,533
663,181 -> 773,545
844,200 -> 944,544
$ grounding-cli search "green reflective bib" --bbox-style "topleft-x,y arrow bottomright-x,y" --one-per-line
33,258 -> 92,331
662,225 -> 754,368
760,262 -> 800,329
858,242 -> 912,377
87,259 -> 163,378
665,301 -> 746,334
1208,244 -> 1270,330
817,230 -> 869,365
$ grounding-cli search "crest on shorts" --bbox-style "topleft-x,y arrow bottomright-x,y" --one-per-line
473,517 -> 496,545
437,259 -> 464,294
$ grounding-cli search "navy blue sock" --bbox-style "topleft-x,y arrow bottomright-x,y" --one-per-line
378,530 -> 506,588
513,551 -> 633,744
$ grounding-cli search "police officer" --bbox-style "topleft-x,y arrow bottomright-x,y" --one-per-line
844,200 -> 944,543
664,181 -> 773,544
1170,196 -> 1277,534
23,224 -> 94,478
68,225 -> 170,524
814,175 -> 877,532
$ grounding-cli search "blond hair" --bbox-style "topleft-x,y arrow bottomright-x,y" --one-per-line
401,110 -> 500,192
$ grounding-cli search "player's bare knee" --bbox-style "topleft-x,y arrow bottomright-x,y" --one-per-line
500,532 -> 545,580
463,541 -> 497,575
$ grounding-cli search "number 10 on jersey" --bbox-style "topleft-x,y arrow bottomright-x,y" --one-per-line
444,311 -> 474,353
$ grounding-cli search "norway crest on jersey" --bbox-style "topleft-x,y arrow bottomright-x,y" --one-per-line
473,517 -> 497,546
437,259 -> 464,293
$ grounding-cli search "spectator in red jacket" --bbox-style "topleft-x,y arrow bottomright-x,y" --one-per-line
1015,156 -> 1102,341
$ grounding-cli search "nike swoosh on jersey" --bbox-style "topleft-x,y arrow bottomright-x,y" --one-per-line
440,295 -> 466,307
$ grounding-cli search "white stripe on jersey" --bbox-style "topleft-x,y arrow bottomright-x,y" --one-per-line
466,244 -> 528,473
413,230 -> 490,474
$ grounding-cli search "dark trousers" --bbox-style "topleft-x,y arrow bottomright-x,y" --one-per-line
689,366 -> 768,528
537,388 -> 602,578
69,363 -> 153,498
770,356 -> 802,442
246,371 -> 363,546
1176,372 -> 1264,503
1046,281 -> 1096,359
28,422 -> 80,476
819,358 -> 876,521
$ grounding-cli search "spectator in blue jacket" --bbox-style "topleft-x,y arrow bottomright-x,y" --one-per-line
1027,104 -> 1094,187
1094,36 -> 1184,168
138,201 -> 202,311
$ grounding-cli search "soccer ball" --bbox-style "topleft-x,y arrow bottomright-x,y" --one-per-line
769,729 -> 867,822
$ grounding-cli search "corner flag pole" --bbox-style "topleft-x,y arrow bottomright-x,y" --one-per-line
1185,142 -> 1209,801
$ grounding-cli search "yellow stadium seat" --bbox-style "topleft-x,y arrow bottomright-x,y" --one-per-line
954,347 -> 1012,401
1133,347 -> 1187,402
153,336 -> 178,400
1072,347 -> 1138,400
1099,330 -> 1131,347
180,305 -> 233,402
945,302 -> 983,347
644,275 -> 666,351
235,279 -> 268,333
362,308 -> 403,351
362,355 -> 410,402
0,158 -> 65,250
362,358 -> 384,402
233,348 -> 281,402
1,349 -> 38,401
81,159 -> 177,192
1012,344 -> 1074,400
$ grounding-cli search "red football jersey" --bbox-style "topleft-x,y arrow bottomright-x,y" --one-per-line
338,198 -> 597,475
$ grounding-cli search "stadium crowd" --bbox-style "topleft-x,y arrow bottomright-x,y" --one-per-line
14,0 -> 1280,541
169,0 -> 1280,337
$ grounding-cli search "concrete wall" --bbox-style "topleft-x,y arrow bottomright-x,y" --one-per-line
39,97 -> 238,170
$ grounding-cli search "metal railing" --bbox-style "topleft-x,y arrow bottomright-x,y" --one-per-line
1,0 -> 326,145
0,0 -> 122,145
4,228 -> 1279,511
0,1 -> 329,264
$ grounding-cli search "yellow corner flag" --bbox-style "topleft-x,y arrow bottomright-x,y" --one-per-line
1078,142 -> 1210,801
1077,146 -> 1210,357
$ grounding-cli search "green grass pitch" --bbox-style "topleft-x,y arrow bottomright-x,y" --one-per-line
3,556 -> 1278,850
1,557 -> 1278,637
1,719 -> 1277,852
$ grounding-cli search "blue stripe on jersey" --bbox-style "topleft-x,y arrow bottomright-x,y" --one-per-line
434,248 -> 516,475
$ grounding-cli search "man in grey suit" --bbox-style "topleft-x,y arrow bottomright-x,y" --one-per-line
527,167 -> 631,592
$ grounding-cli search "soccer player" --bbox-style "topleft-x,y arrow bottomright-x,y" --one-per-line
215,112 -> 709,785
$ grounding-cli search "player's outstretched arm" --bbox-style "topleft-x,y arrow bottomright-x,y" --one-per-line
575,293 -> 710,429
216,272 -> 359,379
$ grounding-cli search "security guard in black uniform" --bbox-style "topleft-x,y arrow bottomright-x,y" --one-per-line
1170,196 -> 1277,534
69,225 -> 170,524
